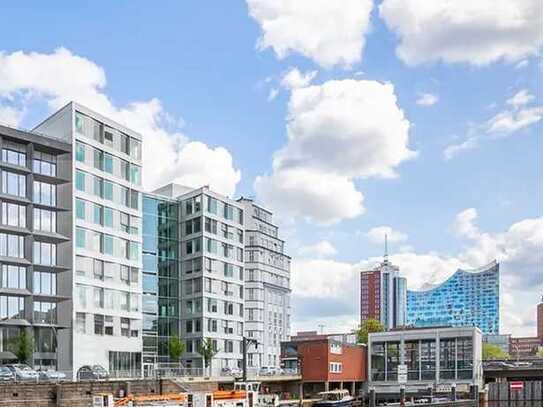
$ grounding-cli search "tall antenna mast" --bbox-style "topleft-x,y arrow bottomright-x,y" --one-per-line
384,233 -> 389,262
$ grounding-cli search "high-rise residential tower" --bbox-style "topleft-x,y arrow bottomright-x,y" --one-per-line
360,251 -> 406,330
35,102 -> 144,375
150,184 -> 246,371
0,124 -> 73,370
237,198 -> 291,369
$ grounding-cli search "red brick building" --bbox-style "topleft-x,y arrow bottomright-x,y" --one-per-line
537,300 -> 543,341
360,270 -> 381,324
281,332 -> 367,398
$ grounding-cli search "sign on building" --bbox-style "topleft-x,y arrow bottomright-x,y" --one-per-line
397,364 -> 407,384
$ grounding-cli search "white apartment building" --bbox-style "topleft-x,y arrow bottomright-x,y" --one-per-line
238,198 -> 291,368
35,103 -> 144,375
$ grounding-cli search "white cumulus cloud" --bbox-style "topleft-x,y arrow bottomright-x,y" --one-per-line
246,0 -> 374,68
297,240 -> 337,258
380,0 -> 543,66
280,67 -> 318,90
367,225 -> 408,244
0,48 -> 241,196
416,93 -> 438,106
255,79 -> 415,224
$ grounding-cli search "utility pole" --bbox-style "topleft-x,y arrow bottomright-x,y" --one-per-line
242,337 -> 258,382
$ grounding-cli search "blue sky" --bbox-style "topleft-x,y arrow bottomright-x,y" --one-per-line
1,1 -> 542,336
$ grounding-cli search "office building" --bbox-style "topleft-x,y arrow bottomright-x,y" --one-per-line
0,124 -> 72,369
238,198 -> 291,369
537,297 -> 543,342
407,261 -> 499,335
150,184 -> 245,371
368,326 -> 483,394
35,102 -> 145,375
360,253 -> 407,330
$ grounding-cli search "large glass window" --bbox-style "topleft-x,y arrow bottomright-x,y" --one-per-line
33,181 -> 56,206
33,151 -> 56,176
33,301 -> 56,324
457,338 -> 473,379
440,338 -> 456,380
2,202 -> 26,228
0,296 -> 24,320
33,241 -> 57,266
2,171 -> 26,197
75,142 -> 86,163
0,233 -> 24,258
34,208 -> 56,232
420,339 -> 436,381
2,142 -> 26,167
371,342 -> 386,381
33,271 -> 56,295
1,265 -> 26,289
404,340 -> 420,380
34,327 -> 57,352
75,170 -> 85,191
76,313 -> 86,333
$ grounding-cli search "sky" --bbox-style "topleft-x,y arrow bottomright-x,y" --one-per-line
0,1 -> 542,336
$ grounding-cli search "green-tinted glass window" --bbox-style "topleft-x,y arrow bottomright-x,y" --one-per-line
103,181 -> 113,201
102,235 -> 113,255
93,204 -> 102,225
76,228 -> 86,248
75,142 -> 85,162
104,154 -> 113,174
75,171 -> 85,191
75,199 -> 85,220
103,208 -> 113,228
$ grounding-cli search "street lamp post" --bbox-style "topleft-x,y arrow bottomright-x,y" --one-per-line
242,337 -> 258,382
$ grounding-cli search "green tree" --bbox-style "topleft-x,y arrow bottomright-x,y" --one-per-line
197,338 -> 218,373
168,336 -> 186,363
483,343 -> 509,360
536,348 -> 543,357
13,331 -> 34,364
357,319 -> 385,344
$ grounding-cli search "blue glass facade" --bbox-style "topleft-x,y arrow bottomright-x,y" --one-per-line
407,262 -> 499,335
142,195 -> 181,366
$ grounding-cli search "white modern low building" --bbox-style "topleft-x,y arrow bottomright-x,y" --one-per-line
368,326 -> 483,394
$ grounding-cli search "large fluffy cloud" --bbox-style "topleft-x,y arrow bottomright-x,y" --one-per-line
367,225 -> 408,244
292,210 -> 543,336
380,0 -> 543,66
255,79 -> 415,224
246,0 -> 373,68
445,89 -> 543,159
0,48 -> 241,196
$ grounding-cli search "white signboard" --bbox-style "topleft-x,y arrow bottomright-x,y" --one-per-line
397,364 -> 407,384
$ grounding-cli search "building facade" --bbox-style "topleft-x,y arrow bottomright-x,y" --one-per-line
368,327 -> 483,395
360,256 -> 406,330
35,102 -> 144,376
0,124 -> 72,370
238,198 -> 291,369
150,184 -> 245,371
407,261 -> 500,335
537,298 -> 543,342
281,334 -> 367,397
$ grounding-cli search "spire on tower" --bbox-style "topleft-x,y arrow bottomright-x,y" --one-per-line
384,233 -> 389,263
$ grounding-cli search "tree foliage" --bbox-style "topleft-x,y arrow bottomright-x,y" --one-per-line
168,336 -> 186,362
483,343 -> 509,360
197,338 -> 218,368
13,331 -> 33,364
357,319 -> 385,344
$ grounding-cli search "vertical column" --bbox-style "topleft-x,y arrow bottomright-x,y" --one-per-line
369,388 -> 376,407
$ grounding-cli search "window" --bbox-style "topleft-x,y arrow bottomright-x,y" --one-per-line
1,265 -> 26,289
105,316 -> 114,335
94,314 -> 104,335
2,142 -> 26,167
76,285 -> 87,308
34,208 -> 56,232
0,295 -> 24,320
94,287 -> 104,308
0,233 -> 24,258
206,196 -> 217,214
103,207 -> 113,228
120,292 -> 129,311
130,164 -> 141,185
33,301 -> 56,324
2,202 -> 26,228
102,234 -> 114,255
33,241 -> 56,265
130,138 -> 141,160
33,151 -> 56,176
121,318 -> 130,337
103,153 -> 113,174
33,271 -> 56,295
2,171 -> 26,197
33,181 -> 56,206
205,217 -> 217,234
75,142 -> 86,163
330,362 -> 342,373
75,170 -> 85,191
330,342 -> 343,355
76,228 -> 86,248
103,181 -> 113,201
76,312 -> 86,333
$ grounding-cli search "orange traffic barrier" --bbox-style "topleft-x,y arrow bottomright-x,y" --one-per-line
115,392 -> 187,406
212,390 -> 247,400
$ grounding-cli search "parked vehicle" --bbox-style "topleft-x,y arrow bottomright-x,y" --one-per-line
313,390 -> 354,407
282,367 -> 298,375
0,367 -> 14,383
38,369 -> 67,382
258,366 -> 281,376
221,366 -> 242,376
5,364 -> 39,381
77,365 -> 109,381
